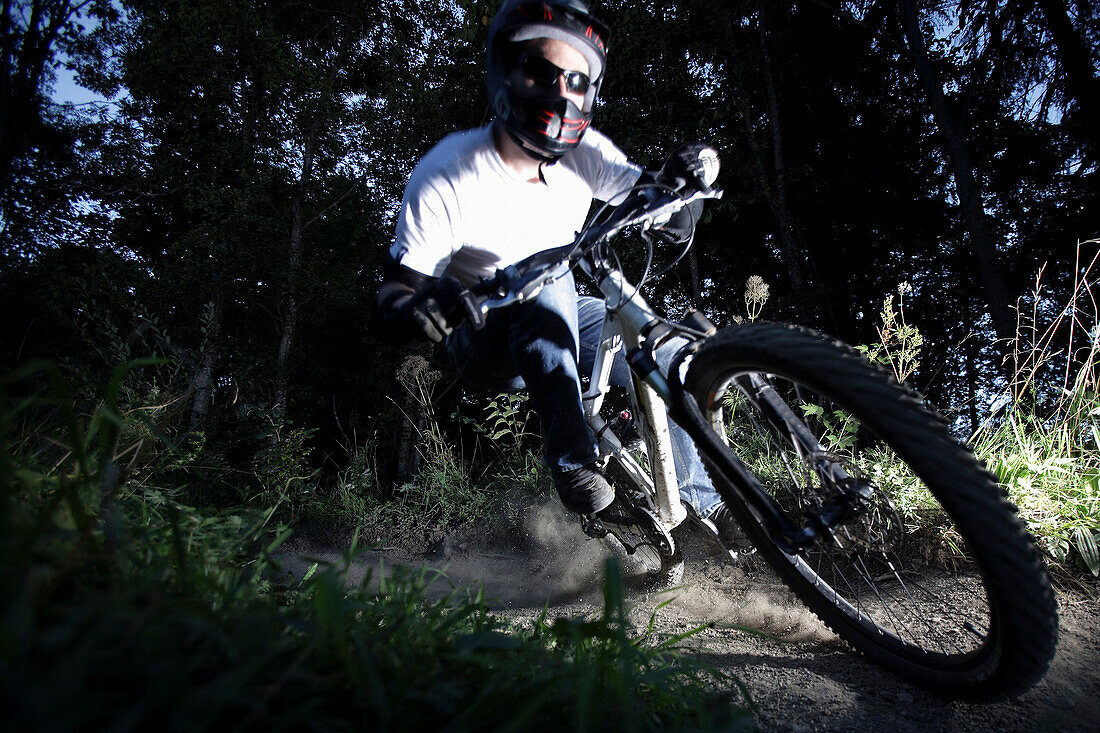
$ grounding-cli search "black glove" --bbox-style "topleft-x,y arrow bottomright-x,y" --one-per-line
657,142 -> 720,194
645,143 -> 719,244
402,276 -> 485,344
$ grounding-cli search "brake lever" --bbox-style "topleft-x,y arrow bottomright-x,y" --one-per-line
477,259 -> 572,313
641,188 -> 723,228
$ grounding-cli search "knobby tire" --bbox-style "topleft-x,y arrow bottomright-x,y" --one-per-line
683,322 -> 1057,699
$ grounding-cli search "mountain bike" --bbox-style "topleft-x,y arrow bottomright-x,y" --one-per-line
462,162 -> 1058,700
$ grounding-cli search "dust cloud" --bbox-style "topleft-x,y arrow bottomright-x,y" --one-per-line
279,502 -> 837,643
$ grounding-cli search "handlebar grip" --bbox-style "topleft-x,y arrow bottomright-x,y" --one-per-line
697,146 -> 720,190
659,143 -> 721,195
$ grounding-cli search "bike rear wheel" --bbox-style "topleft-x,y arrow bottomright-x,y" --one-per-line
683,322 -> 1057,698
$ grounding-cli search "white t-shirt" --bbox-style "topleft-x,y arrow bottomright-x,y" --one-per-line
390,125 -> 641,283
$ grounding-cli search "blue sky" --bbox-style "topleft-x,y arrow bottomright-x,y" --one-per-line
51,64 -> 104,107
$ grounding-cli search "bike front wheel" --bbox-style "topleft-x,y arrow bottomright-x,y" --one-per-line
683,322 -> 1057,699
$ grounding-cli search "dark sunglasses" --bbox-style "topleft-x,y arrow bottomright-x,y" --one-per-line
518,55 -> 591,95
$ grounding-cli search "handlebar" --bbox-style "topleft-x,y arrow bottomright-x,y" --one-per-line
468,184 -> 722,314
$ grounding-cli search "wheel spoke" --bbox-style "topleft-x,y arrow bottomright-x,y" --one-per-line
715,371 -> 993,660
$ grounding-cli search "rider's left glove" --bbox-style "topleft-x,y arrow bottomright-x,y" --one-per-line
657,142 -> 720,194
647,142 -> 720,245
402,276 -> 485,344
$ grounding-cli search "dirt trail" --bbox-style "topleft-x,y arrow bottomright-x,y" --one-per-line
282,500 -> 1100,732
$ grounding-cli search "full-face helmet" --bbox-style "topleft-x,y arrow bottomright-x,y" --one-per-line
487,0 -> 610,161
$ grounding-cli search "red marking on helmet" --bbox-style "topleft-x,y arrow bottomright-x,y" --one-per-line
543,3 -> 552,20
585,26 -> 605,51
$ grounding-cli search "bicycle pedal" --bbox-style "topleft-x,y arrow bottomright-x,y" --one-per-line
581,514 -> 609,539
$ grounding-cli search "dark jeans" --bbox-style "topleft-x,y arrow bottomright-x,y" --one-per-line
447,271 -> 721,517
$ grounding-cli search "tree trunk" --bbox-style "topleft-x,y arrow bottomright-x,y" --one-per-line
964,297 -> 979,435
722,12 -> 807,299
272,185 -> 306,417
271,23 -> 354,418
687,245 -> 702,309
189,280 -> 227,431
395,401 -> 425,483
899,0 -> 1017,352
0,0 -> 78,198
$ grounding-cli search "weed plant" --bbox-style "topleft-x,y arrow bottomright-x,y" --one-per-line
456,390 -> 554,509
854,254 -> 1100,576
857,282 -> 923,385
724,271 -> 1100,576
1,361 -> 749,731
970,244 -> 1100,576
351,359 -> 554,537
380,355 -> 495,528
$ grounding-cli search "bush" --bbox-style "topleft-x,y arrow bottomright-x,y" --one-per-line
855,251 -> 1100,577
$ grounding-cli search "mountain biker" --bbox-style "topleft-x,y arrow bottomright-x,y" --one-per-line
376,0 -> 737,541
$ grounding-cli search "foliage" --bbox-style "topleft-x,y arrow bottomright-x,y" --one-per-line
857,283 -> 925,385
836,263 -> 1100,576
380,355 -> 493,528
0,0 -> 121,251
971,244 -> 1100,576
249,405 -> 318,503
315,439 -> 377,523
975,408 -> 1100,576
481,392 -> 538,451
0,363 -> 748,731
454,389 -> 553,499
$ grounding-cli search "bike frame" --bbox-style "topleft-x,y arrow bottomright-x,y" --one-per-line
579,265 -> 692,532
472,186 -> 835,551
576,259 -> 848,551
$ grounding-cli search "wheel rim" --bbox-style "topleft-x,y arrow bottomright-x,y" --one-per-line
708,370 -> 996,664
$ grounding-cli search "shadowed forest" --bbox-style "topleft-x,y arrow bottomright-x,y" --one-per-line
2,0 -> 1099,730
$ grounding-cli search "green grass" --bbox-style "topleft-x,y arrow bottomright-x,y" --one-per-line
340,366 -> 555,535
5,544 -> 750,730
973,411 -> 1100,575
856,253 -> 1100,577
0,361 -> 750,732
716,265 -> 1100,577
968,246 -> 1100,576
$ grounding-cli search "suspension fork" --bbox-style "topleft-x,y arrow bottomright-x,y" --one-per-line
734,374 -> 851,488
581,265 -> 694,531
666,350 -> 874,551
662,346 -> 815,552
